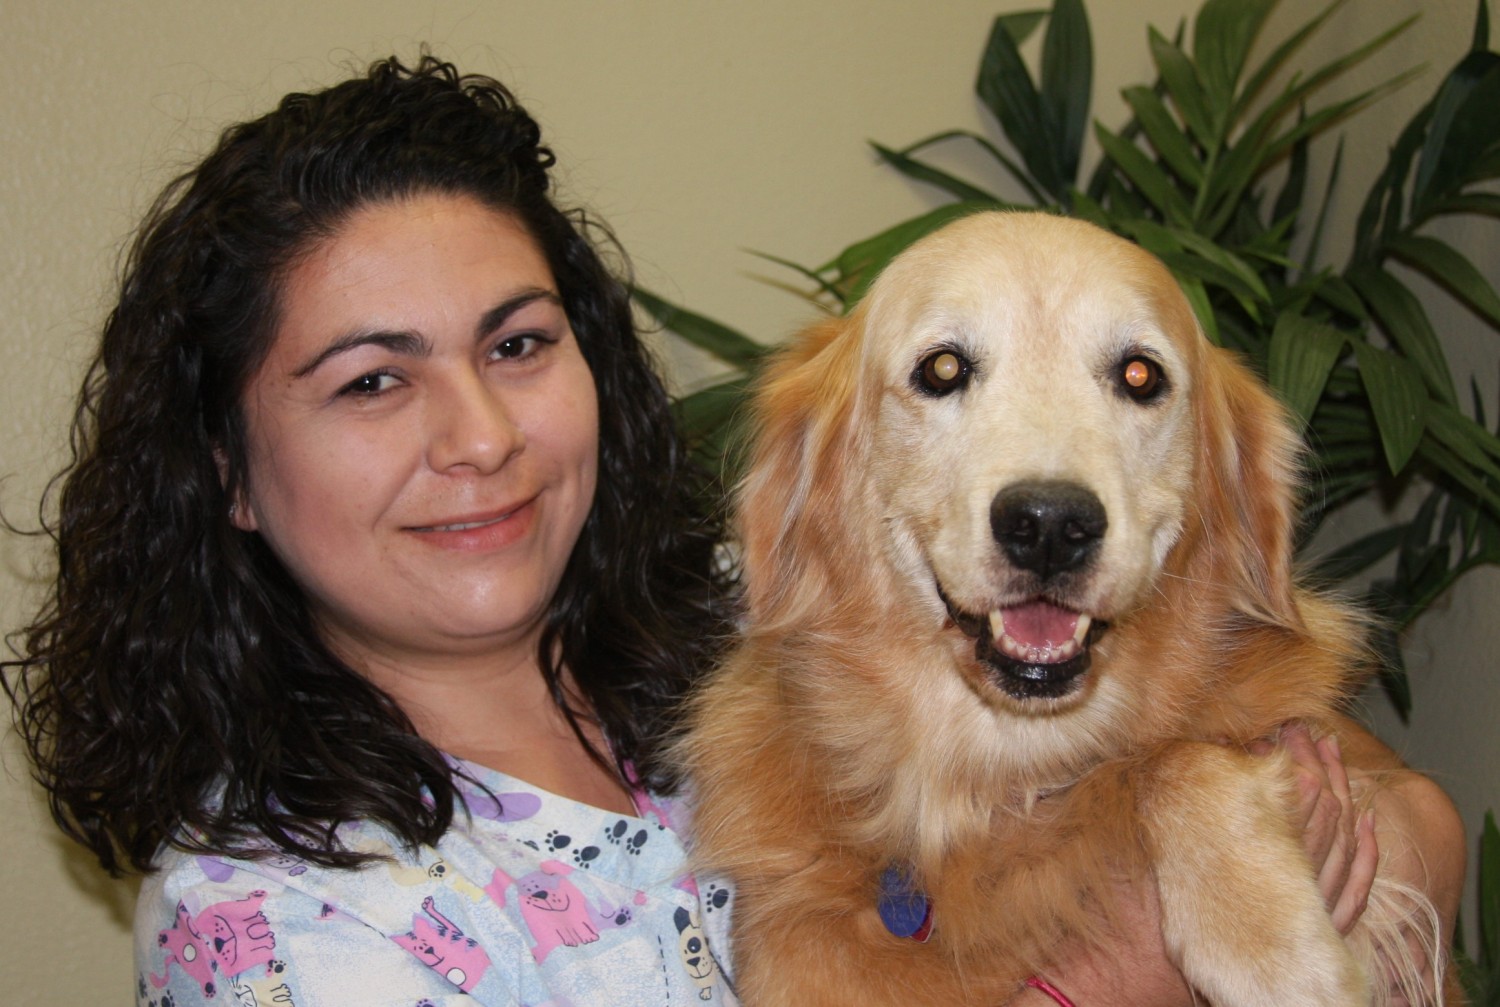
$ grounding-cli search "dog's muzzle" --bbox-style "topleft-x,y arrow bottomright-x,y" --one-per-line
937,481 -> 1110,700
943,591 -> 1105,700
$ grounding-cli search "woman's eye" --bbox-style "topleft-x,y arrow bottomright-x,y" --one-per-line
492,333 -> 545,360
913,348 -> 973,396
338,369 -> 399,397
1120,355 -> 1166,401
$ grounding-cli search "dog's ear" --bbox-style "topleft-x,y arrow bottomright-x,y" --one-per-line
737,312 -> 866,624
1192,346 -> 1305,629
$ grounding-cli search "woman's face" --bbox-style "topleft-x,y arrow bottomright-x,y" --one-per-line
231,193 -> 599,675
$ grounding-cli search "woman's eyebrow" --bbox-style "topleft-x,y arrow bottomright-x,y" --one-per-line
291,330 -> 428,378
474,288 -> 562,340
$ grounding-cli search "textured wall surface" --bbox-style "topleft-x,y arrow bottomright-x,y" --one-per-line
2,1 -> 1495,1000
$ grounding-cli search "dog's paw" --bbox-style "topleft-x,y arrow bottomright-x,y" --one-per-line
1144,743 -> 1370,1007
1180,932 -> 1367,1007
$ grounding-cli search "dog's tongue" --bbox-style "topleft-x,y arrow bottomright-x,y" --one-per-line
989,601 -> 1090,665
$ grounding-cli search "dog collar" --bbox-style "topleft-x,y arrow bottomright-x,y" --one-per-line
877,863 -> 933,942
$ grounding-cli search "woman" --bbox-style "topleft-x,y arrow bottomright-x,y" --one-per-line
3,56 -> 1461,1006
9,55 -> 733,1005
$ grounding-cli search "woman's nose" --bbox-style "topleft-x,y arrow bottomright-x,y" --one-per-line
426,371 -> 525,474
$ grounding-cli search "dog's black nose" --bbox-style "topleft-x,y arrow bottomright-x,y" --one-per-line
990,481 -> 1107,580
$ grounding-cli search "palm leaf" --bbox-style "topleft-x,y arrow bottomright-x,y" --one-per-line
1268,315 -> 1347,426
1347,266 -> 1458,405
1149,27 -> 1215,147
1385,233 -> 1500,330
893,129 -> 1048,204
1413,50 -> 1500,218
1039,0 -> 1093,185
822,203 -> 993,307
977,13 -> 1067,200
1352,342 -> 1428,473
1121,85 -> 1205,186
870,142 -> 1005,205
632,288 -> 769,369
1234,0 -> 1349,120
1192,0 -> 1278,126
1095,124 -> 1194,225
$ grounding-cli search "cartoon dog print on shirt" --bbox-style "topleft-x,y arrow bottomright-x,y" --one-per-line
150,891 -> 276,998
485,860 -> 640,963
225,975 -> 296,1007
393,896 -> 492,992
674,906 -> 720,1002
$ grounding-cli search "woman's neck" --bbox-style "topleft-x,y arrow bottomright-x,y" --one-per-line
341,641 -> 637,816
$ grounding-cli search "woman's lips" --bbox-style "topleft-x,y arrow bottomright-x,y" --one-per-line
406,498 -> 537,551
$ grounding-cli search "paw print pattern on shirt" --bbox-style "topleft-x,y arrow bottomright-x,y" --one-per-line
703,883 -> 730,915
543,829 -> 601,869
605,820 -> 650,855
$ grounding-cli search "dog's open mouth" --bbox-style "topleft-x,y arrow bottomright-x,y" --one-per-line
941,590 -> 1107,701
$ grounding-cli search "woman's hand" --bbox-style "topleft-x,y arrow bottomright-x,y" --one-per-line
1329,717 -> 1468,1005
1251,722 -> 1380,934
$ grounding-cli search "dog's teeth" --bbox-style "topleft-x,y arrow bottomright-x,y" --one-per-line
988,608 -> 1092,664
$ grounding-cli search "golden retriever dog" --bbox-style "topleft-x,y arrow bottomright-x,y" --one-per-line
681,212 -> 1448,1005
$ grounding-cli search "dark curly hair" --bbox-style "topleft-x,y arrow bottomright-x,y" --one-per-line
2,56 -> 733,875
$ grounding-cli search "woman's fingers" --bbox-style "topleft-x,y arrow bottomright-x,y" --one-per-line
1255,723 -> 1373,928
1330,811 -> 1378,935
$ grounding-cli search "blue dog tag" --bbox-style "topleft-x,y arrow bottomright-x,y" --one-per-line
877,864 -> 933,942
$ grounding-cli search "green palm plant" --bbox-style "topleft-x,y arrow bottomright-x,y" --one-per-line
638,0 -> 1500,716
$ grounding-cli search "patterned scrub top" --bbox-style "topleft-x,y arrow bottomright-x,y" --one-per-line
134,759 -> 738,1007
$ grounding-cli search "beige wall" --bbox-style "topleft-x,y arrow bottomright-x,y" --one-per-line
2,1 -> 1494,1000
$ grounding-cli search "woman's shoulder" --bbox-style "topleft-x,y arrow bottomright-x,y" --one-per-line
133,772 -> 738,1005
135,832 -> 468,1005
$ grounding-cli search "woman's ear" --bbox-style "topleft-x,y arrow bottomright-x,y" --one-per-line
214,446 -> 258,532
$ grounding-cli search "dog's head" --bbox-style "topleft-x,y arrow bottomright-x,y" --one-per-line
738,212 -> 1302,725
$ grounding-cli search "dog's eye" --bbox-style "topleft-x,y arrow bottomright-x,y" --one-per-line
915,349 -> 972,396
1120,356 -> 1165,401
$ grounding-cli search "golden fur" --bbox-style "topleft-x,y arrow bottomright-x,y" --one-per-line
682,212 -> 1449,1005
